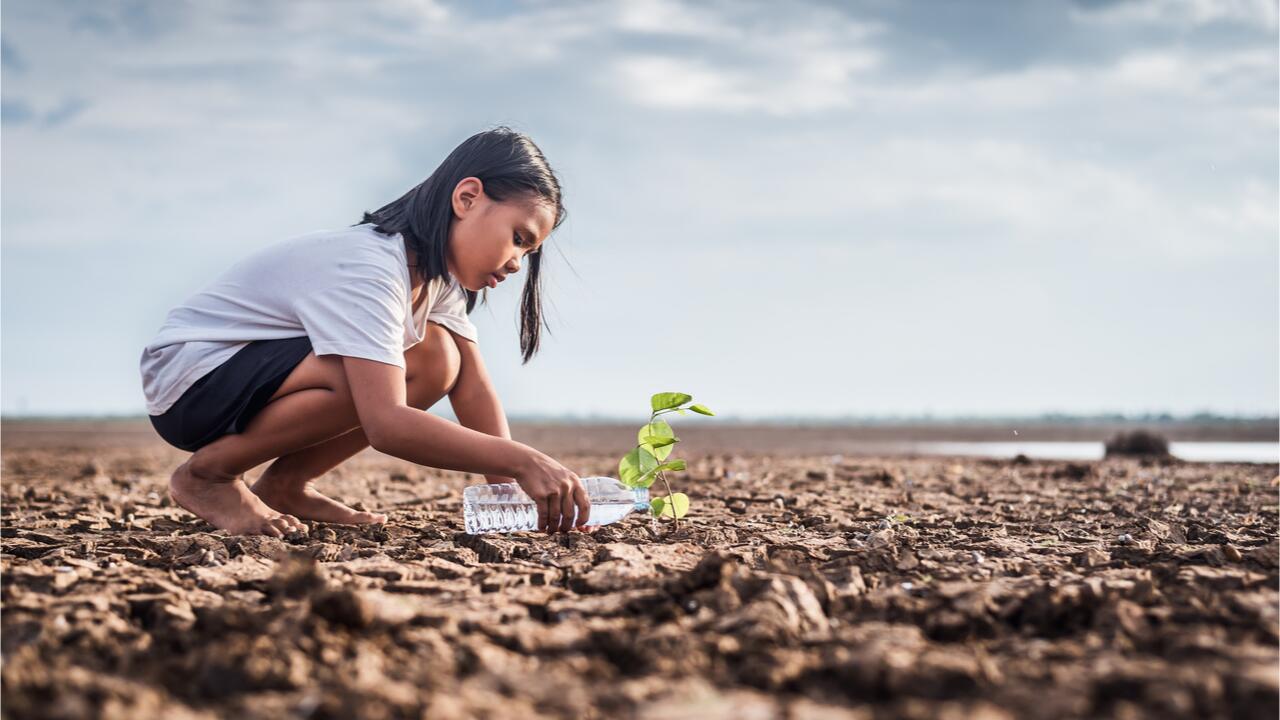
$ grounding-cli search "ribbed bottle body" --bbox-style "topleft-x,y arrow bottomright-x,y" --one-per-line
462,476 -> 648,534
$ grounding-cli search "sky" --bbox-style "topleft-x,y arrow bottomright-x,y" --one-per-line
1,0 -> 1277,420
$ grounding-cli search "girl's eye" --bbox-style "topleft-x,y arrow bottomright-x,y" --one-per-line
515,234 -> 539,255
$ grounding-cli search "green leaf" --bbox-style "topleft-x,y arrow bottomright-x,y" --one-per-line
689,404 -> 715,416
618,445 -> 659,488
643,435 -> 679,449
637,420 -> 674,461
633,459 -> 688,490
651,392 -> 692,413
651,493 -> 690,519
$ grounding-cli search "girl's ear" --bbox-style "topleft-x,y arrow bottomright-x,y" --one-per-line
452,177 -> 485,218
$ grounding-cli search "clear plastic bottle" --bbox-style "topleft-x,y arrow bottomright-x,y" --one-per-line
462,476 -> 649,534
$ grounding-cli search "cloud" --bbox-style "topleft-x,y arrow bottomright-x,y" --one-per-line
1,98 -> 34,125
613,46 -> 877,114
41,97 -> 90,128
609,2 -> 879,114
1,35 -> 25,72
615,0 -> 727,37
1072,0 -> 1279,29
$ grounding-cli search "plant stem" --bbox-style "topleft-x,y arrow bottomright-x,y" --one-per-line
647,409 -> 682,530
657,470 -> 680,531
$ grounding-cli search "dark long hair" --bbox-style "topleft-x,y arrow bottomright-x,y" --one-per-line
358,126 -> 566,364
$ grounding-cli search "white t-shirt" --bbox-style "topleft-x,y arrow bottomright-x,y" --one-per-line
140,223 -> 478,416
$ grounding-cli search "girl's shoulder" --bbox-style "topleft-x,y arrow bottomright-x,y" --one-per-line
276,223 -> 402,262
245,224 -> 410,291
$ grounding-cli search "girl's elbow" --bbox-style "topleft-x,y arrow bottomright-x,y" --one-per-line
361,410 -> 400,453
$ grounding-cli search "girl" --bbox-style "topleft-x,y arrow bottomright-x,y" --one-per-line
140,127 -> 590,537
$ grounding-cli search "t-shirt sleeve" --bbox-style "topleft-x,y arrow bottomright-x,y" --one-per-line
427,275 -> 480,343
293,277 -> 407,367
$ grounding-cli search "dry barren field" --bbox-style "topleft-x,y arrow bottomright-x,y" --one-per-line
1,420 -> 1277,719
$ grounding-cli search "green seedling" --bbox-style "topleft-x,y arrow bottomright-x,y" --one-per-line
617,392 -> 714,530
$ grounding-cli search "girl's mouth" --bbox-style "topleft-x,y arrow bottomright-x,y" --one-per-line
487,273 -> 499,289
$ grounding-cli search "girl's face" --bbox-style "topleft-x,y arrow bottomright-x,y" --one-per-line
446,177 -> 555,293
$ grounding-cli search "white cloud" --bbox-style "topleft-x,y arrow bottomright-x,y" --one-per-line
608,3 -> 879,114
613,48 -> 877,114
614,0 -> 728,37
1073,0 -> 1279,30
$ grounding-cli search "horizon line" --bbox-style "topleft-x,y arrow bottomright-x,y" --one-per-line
2,411 -> 1277,425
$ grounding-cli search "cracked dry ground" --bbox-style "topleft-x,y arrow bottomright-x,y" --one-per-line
1,439 -> 1277,720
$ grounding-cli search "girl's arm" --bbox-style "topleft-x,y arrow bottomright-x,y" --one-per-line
446,330 -> 514,483
343,355 -> 591,531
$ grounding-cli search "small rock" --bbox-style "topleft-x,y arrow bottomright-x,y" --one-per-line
830,565 -> 866,596
1116,533 -> 1135,545
312,588 -> 376,629
867,528 -> 896,548
1074,547 -> 1111,568
727,500 -> 747,514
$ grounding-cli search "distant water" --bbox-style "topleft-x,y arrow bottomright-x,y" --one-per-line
904,442 -> 1279,464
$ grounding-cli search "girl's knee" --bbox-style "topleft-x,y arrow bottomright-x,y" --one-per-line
407,323 -> 462,396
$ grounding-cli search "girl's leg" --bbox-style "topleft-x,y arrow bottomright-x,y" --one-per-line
169,323 -> 462,536
248,330 -> 460,523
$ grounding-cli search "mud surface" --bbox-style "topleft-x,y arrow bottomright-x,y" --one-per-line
2,429 -> 1277,719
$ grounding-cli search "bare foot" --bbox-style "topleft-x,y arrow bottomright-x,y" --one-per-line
169,461 -> 308,537
250,476 -> 388,525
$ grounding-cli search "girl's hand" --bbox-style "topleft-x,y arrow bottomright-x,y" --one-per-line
513,449 -> 591,533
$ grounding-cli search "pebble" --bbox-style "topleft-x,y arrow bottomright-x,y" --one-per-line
1116,533 -> 1135,545
971,551 -> 985,564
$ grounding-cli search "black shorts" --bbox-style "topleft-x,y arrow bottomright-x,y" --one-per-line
149,336 -> 314,452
